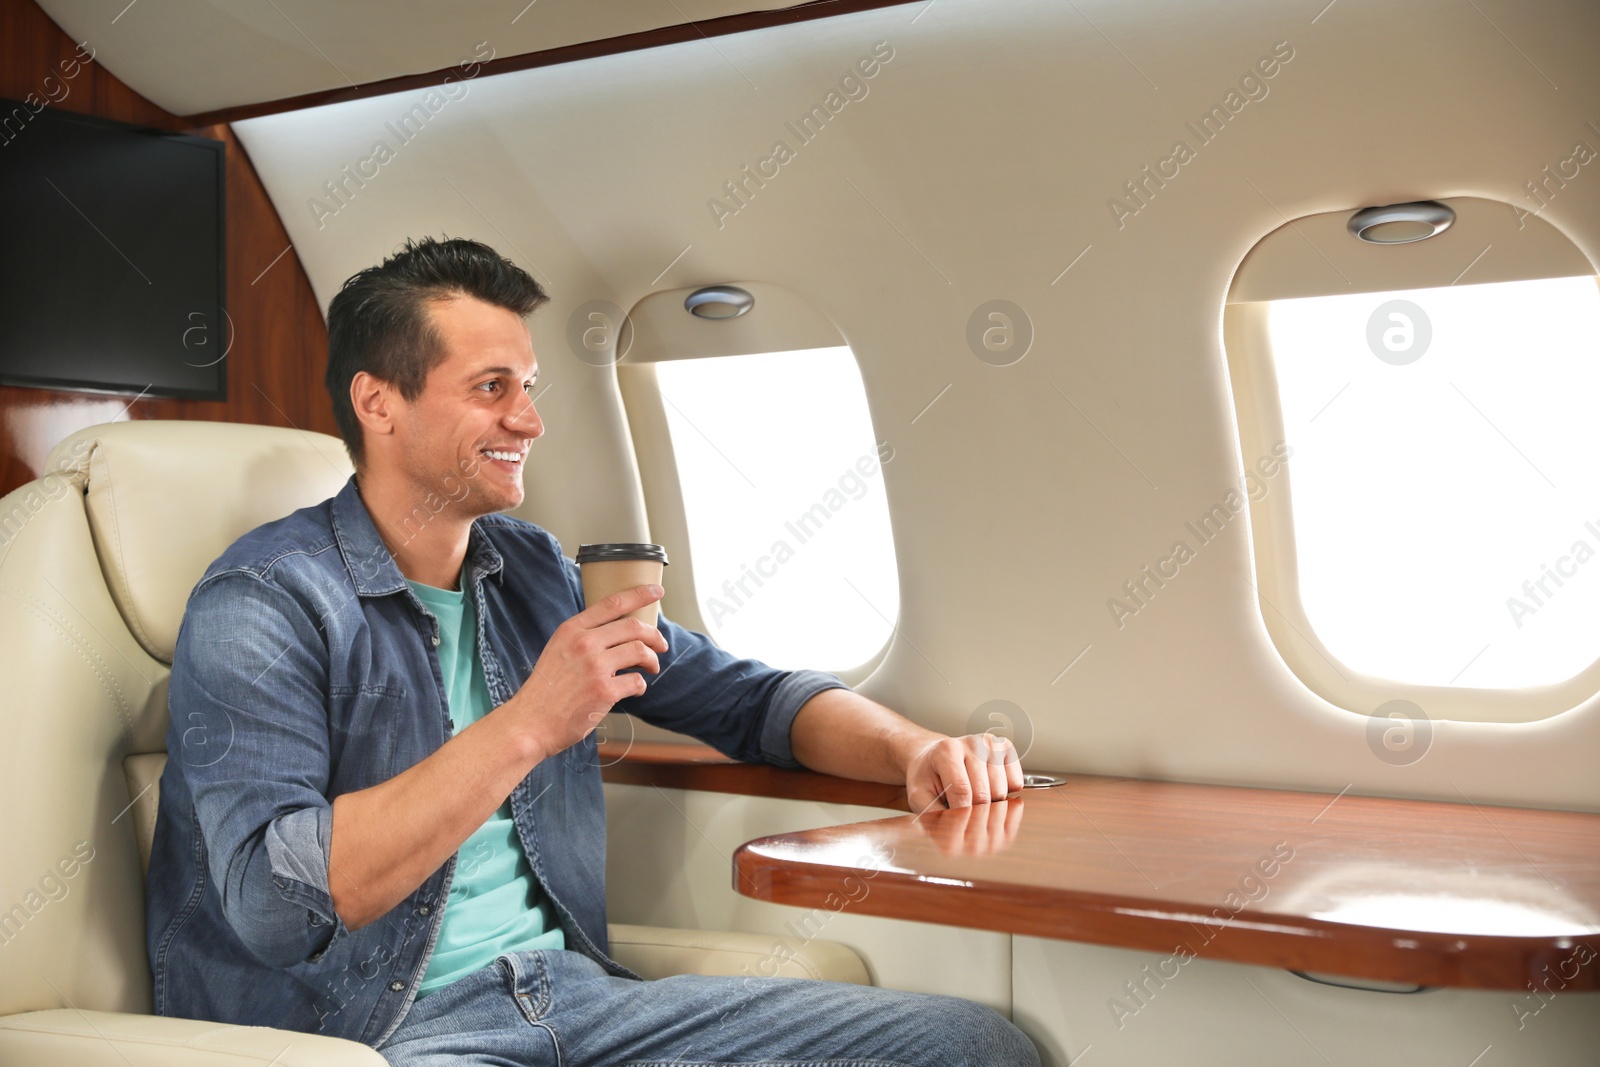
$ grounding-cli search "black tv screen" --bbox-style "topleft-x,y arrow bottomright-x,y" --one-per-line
0,101 -> 226,399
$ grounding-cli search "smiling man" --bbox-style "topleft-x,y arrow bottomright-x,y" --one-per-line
148,236 -> 1038,1067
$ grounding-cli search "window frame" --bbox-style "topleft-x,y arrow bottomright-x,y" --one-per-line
614,286 -> 897,686
1223,198 -> 1600,724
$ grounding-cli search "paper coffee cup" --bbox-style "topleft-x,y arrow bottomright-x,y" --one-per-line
576,543 -> 669,626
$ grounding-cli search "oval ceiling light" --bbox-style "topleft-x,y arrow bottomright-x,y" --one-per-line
1347,201 -> 1456,245
684,285 -> 754,319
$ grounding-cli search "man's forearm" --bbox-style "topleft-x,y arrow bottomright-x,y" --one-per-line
788,687 -> 944,784
328,707 -> 540,931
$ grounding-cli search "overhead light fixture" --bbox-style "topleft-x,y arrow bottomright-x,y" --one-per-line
1347,201 -> 1456,245
684,285 -> 754,319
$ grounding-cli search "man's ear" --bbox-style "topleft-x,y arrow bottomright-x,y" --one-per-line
351,371 -> 401,442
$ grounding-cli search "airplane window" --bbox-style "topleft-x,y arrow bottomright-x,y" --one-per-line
1266,274 -> 1600,690
653,345 -> 898,671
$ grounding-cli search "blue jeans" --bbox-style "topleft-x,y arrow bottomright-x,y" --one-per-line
377,948 -> 1041,1067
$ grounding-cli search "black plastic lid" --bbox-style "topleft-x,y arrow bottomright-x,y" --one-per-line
576,543 -> 669,565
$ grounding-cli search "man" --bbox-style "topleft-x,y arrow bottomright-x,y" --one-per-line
148,236 -> 1039,1066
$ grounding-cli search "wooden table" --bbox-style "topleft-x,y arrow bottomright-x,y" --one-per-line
601,742 -> 1600,991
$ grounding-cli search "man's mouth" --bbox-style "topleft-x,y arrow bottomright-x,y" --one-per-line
481,446 -> 527,471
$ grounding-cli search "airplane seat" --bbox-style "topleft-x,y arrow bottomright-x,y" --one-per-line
0,419 -> 867,1067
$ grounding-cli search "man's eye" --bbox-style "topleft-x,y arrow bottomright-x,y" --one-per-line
478,381 -> 498,392
524,381 -> 536,395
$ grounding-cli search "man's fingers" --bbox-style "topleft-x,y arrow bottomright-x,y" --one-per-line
942,751 -> 975,808
1004,745 -> 1025,795
582,583 -> 664,626
964,752 -> 992,805
974,736 -> 1014,798
911,776 -> 950,815
974,733 -> 1024,796
593,614 -> 668,654
619,670 -> 649,699
986,754 -> 1010,803
603,639 -> 660,676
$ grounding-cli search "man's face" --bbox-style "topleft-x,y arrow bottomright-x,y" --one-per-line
392,294 -> 543,518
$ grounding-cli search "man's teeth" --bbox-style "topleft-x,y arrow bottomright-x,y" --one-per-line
484,449 -> 523,462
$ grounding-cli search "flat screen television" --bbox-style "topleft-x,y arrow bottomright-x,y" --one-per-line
0,101 -> 226,399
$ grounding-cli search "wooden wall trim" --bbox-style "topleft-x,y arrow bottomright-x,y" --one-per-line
599,740 -> 911,811
178,0 -> 922,127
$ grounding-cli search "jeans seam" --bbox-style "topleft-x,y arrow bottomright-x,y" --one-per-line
500,952 -> 553,1021
152,805 -> 210,1017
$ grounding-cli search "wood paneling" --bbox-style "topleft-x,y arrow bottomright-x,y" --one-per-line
179,0 -> 922,127
600,739 -> 912,810
0,0 -> 335,499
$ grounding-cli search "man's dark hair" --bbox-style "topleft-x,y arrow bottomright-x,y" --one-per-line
325,236 -> 549,469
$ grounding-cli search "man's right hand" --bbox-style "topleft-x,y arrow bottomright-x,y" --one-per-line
330,584 -> 665,930
507,583 -> 668,762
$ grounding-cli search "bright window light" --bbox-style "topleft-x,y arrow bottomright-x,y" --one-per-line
654,346 -> 897,671
1266,275 -> 1600,689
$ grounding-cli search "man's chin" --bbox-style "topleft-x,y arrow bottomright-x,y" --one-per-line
469,486 -> 523,517
454,460 -> 525,515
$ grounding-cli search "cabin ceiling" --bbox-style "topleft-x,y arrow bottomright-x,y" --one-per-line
34,0 -> 805,115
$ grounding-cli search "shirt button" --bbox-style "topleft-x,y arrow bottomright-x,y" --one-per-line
389,980 -> 404,992
431,634 -> 440,647
418,904 -> 431,915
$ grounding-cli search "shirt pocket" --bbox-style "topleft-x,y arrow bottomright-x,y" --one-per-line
329,684 -> 414,784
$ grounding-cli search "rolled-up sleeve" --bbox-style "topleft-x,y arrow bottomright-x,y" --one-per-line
167,571 -> 348,968
754,667 -> 855,768
561,554 -> 850,766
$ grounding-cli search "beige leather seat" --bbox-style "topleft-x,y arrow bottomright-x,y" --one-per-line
0,419 -> 867,1067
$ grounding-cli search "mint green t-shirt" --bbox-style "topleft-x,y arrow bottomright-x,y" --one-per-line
407,577 -> 565,999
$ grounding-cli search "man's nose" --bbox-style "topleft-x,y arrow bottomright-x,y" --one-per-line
510,398 -> 543,438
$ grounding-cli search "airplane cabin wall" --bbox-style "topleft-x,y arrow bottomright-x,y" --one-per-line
232,0 -> 1600,814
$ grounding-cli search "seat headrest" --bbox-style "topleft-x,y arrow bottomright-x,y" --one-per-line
43,421 -> 354,664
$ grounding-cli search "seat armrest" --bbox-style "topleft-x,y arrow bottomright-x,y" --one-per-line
608,922 -> 872,984
0,1010 -> 386,1066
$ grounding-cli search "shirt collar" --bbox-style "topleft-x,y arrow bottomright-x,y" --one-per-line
330,474 -> 505,597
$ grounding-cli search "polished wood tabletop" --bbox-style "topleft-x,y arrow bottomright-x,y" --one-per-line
599,740 -> 1600,990
729,772 -> 1600,991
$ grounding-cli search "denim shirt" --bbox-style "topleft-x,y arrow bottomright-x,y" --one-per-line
147,474 -> 848,1048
